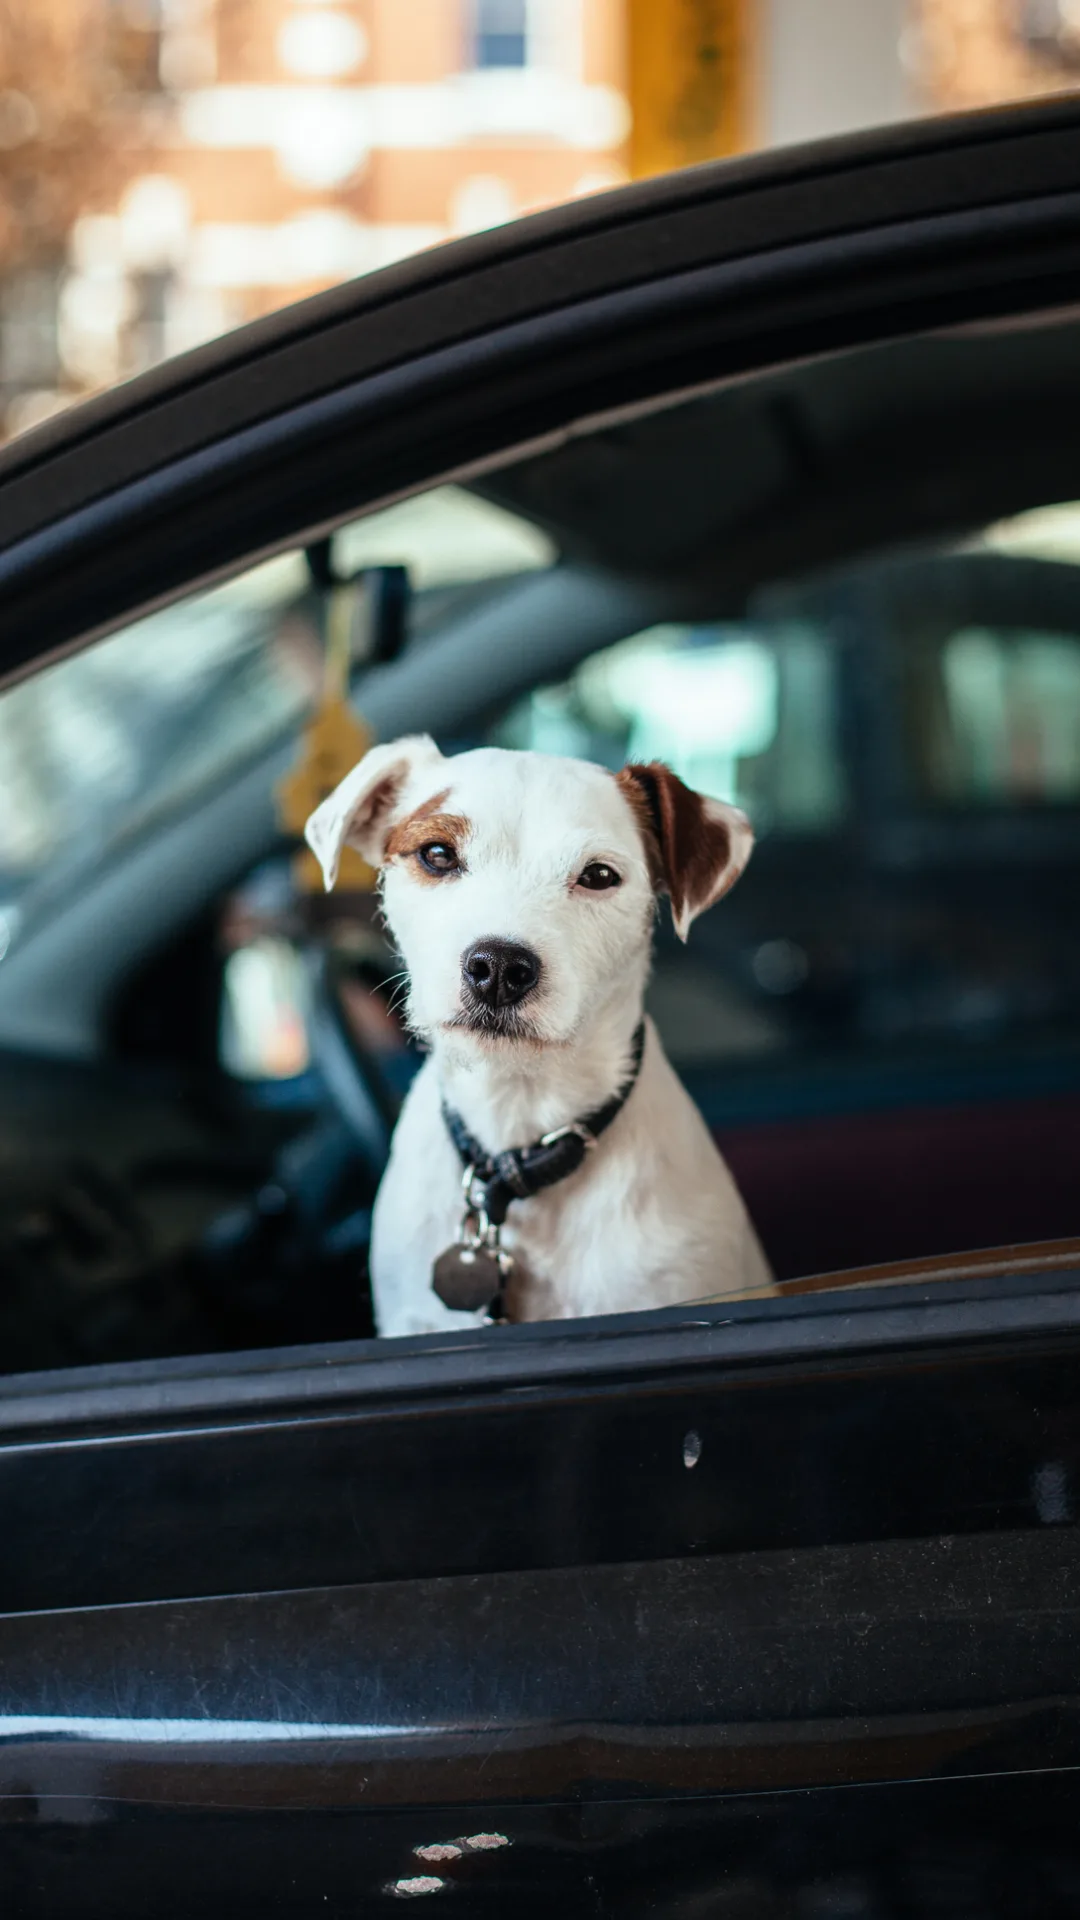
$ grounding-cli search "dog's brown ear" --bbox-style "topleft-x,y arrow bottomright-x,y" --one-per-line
616,761 -> 754,942
305,735 -> 444,890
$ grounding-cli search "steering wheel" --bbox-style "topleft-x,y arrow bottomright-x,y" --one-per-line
302,944 -> 404,1184
195,946 -> 404,1342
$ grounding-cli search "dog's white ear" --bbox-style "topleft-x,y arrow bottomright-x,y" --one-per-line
616,761 -> 754,942
304,734 -> 444,890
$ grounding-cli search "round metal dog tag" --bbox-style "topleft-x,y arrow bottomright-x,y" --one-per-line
432,1242 -> 505,1313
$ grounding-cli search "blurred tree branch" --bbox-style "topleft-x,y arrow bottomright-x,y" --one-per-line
0,0 -> 128,275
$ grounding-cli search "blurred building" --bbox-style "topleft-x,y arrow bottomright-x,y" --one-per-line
756,0 -> 914,148
751,0 -> 1080,148
25,0 -> 628,431
912,0 -> 1080,115
6,1 -> 1080,439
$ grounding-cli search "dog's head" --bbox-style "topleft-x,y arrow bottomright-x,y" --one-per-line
305,736 -> 753,1050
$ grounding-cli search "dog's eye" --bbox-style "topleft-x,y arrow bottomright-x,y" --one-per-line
576,861 -> 622,891
417,842 -> 460,875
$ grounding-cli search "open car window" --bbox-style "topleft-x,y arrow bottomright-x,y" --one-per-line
0,315 -> 1079,1377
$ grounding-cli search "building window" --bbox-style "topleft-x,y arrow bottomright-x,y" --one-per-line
473,0 -> 528,69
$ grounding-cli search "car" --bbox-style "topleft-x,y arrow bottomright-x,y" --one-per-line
3,96 -> 1080,1918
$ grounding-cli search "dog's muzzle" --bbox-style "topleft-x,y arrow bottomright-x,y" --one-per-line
461,938 -> 541,1013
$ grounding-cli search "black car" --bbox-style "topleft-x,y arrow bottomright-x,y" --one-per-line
3,98 -> 1080,1917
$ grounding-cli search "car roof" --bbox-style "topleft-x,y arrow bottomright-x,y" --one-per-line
477,312 -> 1080,603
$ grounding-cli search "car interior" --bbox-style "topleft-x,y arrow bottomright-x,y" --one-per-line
1,307 -> 1079,1373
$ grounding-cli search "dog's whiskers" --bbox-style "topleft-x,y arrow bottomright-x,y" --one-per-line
378,967 -> 411,1016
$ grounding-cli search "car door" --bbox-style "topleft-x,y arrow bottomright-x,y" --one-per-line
5,100 -> 1080,1919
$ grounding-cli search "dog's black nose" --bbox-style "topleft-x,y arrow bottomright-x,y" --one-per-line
462,939 -> 541,1010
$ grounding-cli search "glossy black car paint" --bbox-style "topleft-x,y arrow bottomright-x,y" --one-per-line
5,104 -> 1080,1915
5,1273 -> 1080,1913
5,1272 -> 1080,1615
9,1779 -> 1080,1919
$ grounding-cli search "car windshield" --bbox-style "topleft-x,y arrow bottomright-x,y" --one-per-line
0,558 -> 314,926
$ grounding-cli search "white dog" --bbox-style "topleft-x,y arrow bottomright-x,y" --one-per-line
306,736 -> 774,1337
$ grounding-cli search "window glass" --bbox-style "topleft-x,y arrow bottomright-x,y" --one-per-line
0,486 -> 554,925
881,498 -> 1080,809
494,620 -> 847,835
927,627 -> 1080,806
220,936 -> 311,1081
473,0 -> 528,69
335,484 -> 555,587
981,498 -> 1080,563
0,553 -> 317,910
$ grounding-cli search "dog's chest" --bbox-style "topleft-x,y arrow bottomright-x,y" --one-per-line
498,1198 -> 588,1321
380,1138 -> 644,1323
488,1157 -> 664,1320
371,1046 -> 726,1330
415,1171 -> 611,1321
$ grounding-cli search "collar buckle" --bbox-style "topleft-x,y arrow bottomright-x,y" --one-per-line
461,1161 -> 489,1211
538,1121 -> 597,1151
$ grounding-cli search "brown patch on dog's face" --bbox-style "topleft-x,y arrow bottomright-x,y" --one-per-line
616,761 -> 744,940
384,792 -> 471,878
383,790 -> 449,858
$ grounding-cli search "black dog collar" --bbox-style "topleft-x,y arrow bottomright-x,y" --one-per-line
431,1022 -> 647,1321
441,1020 -> 647,1228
